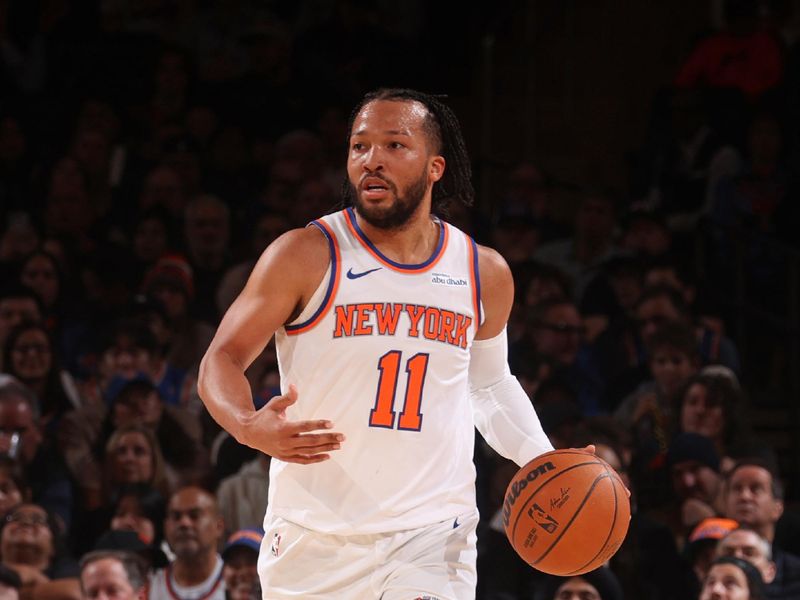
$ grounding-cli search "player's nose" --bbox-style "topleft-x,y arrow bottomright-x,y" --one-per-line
362,147 -> 384,172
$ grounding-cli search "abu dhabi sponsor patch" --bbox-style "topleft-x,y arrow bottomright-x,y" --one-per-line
430,272 -> 468,287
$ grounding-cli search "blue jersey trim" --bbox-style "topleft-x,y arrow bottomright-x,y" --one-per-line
345,207 -> 445,271
285,220 -> 337,332
469,236 -> 482,327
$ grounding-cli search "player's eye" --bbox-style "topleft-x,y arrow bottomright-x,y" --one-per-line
352,142 -> 365,151
388,141 -> 405,149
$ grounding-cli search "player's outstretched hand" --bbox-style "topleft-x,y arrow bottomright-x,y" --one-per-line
243,384 -> 345,464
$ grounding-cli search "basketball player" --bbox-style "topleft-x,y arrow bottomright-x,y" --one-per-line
198,88 -> 555,599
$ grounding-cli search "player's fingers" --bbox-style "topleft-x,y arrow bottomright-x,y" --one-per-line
293,441 -> 342,453
278,433 -> 343,453
278,453 -> 331,464
581,444 -> 596,455
288,420 -> 337,435
292,431 -> 345,444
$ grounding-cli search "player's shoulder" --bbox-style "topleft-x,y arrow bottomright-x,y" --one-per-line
269,224 -> 330,261
475,244 -> 513,284
251,224 -> 331,284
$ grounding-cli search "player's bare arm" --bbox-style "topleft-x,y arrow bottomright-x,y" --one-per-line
198,226 -> 345,464
475,245 -> 515,340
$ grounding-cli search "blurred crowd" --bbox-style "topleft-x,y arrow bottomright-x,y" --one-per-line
1,0 -> 800,599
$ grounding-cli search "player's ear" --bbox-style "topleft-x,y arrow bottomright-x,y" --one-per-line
429,156 -> 445,182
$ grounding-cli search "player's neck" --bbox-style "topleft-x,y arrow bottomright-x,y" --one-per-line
356,207 -> 440,265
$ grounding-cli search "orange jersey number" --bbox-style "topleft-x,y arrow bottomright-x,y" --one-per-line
369,351 -> 430,431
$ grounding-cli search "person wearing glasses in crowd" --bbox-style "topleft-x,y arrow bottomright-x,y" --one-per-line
0,503 -> 80,599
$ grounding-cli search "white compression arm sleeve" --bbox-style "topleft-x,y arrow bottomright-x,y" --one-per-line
469,328 -> 554,467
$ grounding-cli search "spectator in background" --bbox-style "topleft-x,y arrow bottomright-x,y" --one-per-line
534,567 -> 624,600
490,216 -> 541,267
160,136 -> 205,203
0,214 -> 40,274
642,256 -> 727,336
629,86 -> 743,229
1,322 -> 83,433
149,486 -> 226,600
215,454 -> 269,535
69,126 -> 113,225
0,382 -> 72,529
497,163 -> 562,242
103,425 -> 169,503
42,157 -> 97,258
636,286 -> 740,373
619,209 -> 672,259
722,459 -> 800,556
0,287 -> 41,373
594,284 -> 741,405
507,260 -> 571,347
221,528 -> 262,600
79,550 -> 147,600
17,250 -> 65,325
107,484 -> 166,557
149,46 -> 193,132
519,297 -> 604,415
674,0 -> 783,101
580,255 -> 645,343
0,503 -> 80,600
215,211 -> 290,316
0,113 -> 34,217
674,372 -> 761,472
288,179 -> 338,230
142,256 -> 215,375
663,432 -> 726,548
535,190 -> 620,301
182,195 -> 232,325
59,377 -> 205,516
83,318 -> 196,411
700,556 -> 767,600
68,423 -> 172,557
717,527 -> 800,600
138,165 -> 187,224
615,323 -> 700,454
686,517 -> 740,590
130,207 -> 176,282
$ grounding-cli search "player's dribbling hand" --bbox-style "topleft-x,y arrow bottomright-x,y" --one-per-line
245,384 -> 345,464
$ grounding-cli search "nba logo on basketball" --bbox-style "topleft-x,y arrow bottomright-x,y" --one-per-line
270,533 -> 281,557
529,503 -> 559,533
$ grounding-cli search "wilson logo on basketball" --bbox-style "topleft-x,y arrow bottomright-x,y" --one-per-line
501,461 -> 556,527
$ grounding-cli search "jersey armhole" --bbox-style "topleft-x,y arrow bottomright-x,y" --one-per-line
467,235 -> 484,331
284,220 -> 340,335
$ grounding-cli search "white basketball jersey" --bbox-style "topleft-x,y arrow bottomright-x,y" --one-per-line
270,207 -> 482,535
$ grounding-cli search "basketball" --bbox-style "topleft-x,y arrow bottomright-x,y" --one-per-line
502,449 -> 630,576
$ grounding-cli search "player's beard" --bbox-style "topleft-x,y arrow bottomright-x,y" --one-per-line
350,168 -> 429,231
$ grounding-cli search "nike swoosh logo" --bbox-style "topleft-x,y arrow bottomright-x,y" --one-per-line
346,267 -> 382,279
453,517 -> 460,529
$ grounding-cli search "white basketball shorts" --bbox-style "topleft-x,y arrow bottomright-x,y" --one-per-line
258,510 -> 479,599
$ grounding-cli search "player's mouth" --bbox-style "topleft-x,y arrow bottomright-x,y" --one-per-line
360,176 -> 392,200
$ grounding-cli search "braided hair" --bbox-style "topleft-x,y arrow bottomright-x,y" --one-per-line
343,88 -> 474,216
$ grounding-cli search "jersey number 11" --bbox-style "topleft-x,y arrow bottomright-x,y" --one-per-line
369,350 -> 429,431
